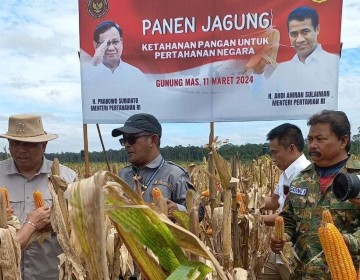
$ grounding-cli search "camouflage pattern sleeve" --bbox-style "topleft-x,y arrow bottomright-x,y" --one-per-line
279,195 -> 297,243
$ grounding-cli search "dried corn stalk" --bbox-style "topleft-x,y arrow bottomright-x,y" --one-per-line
68,175 -> 109,280
48,174 -> 86,280
0,192 -> 21,280
67,171 -> 230,279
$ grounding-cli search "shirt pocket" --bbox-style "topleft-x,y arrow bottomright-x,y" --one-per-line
9,199 -> 24,220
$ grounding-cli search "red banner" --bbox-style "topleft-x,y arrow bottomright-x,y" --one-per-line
79,0 -> 342,124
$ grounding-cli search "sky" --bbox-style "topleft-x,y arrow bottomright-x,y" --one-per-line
0,1 -> 359,154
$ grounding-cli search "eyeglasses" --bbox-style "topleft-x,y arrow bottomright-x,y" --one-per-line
119,134 -> 152,146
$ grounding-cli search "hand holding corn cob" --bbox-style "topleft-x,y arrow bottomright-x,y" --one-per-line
25,206 -> 52,233
270,216 -> 286,254
20,191 -> 52,233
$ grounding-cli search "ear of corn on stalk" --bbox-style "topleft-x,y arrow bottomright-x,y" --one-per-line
33,191 -> 44,208
237,192 -> 247,214
318,211 -> 356,280
0,191 -> 8,228
51,158 -> 60,176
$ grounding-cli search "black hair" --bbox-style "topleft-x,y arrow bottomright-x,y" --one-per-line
93,20 -> 123,43
267,123 -> 305,152
307,110 -> 351,152
287,6 -> 319,30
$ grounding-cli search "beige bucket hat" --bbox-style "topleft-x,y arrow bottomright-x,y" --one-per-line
0,114 -> 58,143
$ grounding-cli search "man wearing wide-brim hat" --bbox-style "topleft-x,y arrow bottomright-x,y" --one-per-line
0,114 -> 77,280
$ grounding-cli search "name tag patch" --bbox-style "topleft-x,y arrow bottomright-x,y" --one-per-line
290,186 -> 307,196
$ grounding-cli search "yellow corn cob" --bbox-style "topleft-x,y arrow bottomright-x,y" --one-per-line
236,192 -> 246,214
318,221 -> 356,280
322,209 -> 334,224
0,187 -> 9,208
33,191 -> 44,208
206,228 -> 213,236
274,216 -> 284,240
151,187 -> 167,215
151,187 -> 162,200
201,189 -> 210,197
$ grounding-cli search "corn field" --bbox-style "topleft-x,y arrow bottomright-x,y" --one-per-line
1,143 -> 286,280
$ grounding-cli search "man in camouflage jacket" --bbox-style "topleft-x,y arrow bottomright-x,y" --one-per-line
271,110 -> 360,279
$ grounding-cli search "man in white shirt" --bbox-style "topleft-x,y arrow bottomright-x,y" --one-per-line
260,123 -> 310,280
252,6 -> 339,98
262,123 -> 310,227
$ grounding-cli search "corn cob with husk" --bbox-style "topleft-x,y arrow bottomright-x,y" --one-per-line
0,191 -> 21,280
0,191 -> 8,229
0,187 -> 9,208
51,158 -> 60,176
318,210 -> 356,280
111,163 -> 118,175
0,187 -> 13,221
186,189 -> 199,237
33,190 -> 44,208
50,158 -> 72,235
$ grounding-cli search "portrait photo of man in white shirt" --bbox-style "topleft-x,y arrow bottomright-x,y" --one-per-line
252,6 -> 339,97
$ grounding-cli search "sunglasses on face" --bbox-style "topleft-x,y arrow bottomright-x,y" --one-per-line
119,134 -> 152,146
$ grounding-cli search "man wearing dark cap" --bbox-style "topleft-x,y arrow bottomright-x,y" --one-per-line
112,113 -> 191,212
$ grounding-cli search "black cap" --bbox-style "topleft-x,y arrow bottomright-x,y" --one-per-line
112,113 -> 162,137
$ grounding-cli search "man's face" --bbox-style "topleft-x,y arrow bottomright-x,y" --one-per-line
288,18 -> 319,62
121,133 -> 154,167
97,27 -> 123,67
307,123 -> 348,167
269,138 -> 293,171
9,140 -> 46,171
